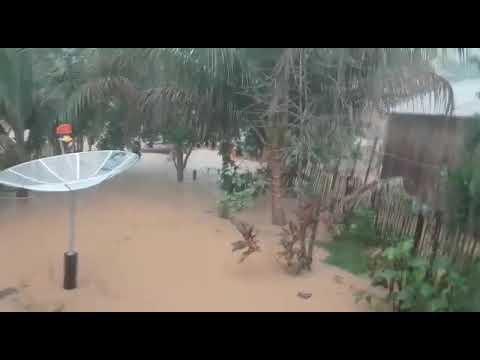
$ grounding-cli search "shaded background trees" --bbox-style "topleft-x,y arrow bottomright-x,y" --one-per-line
0,48 -> 470,221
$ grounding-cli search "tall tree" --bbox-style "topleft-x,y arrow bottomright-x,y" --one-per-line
242,48 -> 462,225
0,48 -> 34,162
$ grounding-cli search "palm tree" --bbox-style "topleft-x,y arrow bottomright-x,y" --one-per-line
0,48 -> 34,162
56,48 -> 466,225
60,48 -> 145,150
248,48 -> 465,225
59,48 -> 246,181
135,48 -> 466,224
0,48 -> 62,195
122,48 -> 250,182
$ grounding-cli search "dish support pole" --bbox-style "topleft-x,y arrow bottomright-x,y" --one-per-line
64,188 -> 78,290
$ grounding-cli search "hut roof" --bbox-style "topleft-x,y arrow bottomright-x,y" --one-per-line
380,113 -> 470,210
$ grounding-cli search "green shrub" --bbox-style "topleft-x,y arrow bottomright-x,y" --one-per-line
364,238 -> 469,312
323,238 -> 371,275
97,120 -> 125,150
456,260 -> 480,311
218,188 -> 256,218
217,164 -> 267,218
219,163 -> 267,197
337,206 -> 378,246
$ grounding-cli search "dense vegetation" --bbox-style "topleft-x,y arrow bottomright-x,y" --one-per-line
3,48 -> 480,311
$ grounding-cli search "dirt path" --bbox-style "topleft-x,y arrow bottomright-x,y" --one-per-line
0,151 -> 373,312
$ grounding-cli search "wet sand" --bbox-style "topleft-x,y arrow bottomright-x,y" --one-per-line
0,150 -> 373,312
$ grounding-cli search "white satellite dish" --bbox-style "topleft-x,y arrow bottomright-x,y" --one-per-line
0,150 -> 139,290
0,150 -> 138,192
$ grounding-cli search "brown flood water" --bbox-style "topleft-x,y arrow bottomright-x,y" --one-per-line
0,151 -> 373,312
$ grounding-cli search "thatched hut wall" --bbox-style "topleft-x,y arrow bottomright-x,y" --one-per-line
381,112 -> 469,210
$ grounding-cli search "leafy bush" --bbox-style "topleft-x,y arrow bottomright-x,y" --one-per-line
162,126 -> 195,148
456,260 -> 480,311
219,163 -> 267,197
217,164 -> 267,218
364,238 -> 469,312
336,206 -> 379,246
97,120 -> 124,150
218,188 -> 256,218
323,238 -> 371,275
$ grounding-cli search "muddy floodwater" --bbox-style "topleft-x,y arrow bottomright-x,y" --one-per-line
0,150 -> 373,311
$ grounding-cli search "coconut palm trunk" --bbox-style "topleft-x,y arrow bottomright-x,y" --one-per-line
267,50 -> 291,226
270,145 -> 286,225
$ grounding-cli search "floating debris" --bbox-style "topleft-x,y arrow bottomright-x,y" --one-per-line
297,291 -> 312,300
0,287 -> 18,300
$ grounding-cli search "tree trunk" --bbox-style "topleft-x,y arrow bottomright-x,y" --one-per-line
175,146 -> 184,183
270,147 -> 286,226
13,128 -> 26,163
176,167 -> 184,182
220,141 -> 234,169
306,203 -> 321,270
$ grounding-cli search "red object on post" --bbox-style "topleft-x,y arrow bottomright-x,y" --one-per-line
56,123 -> 72,135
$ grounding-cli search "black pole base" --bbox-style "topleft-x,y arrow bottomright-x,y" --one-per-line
63,251 -> 78,290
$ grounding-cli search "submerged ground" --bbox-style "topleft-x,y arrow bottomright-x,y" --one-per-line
0,150 -> 375,312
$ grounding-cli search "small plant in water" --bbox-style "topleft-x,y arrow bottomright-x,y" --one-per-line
218,188 -> 256,218
230,218 -> 261,263
217,163 -> 267,218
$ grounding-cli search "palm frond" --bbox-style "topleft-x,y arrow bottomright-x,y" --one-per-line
61,76 -> 139,124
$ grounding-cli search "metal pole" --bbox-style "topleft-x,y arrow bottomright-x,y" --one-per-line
64,190 -> 78,290
69,191 -> 76,253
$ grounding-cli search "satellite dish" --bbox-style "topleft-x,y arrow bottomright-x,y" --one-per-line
0,150 -> 138,192
0,150 -> 139,290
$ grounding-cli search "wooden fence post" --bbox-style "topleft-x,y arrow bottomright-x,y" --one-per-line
331,159 -> 341,191
413,213 -> 425,255
428,212 -> 443,271
364,136 -> 379,185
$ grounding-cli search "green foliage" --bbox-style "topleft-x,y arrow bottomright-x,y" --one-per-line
366,238 -> 469,312
336,206 -> 379,246
454,260 -> 480,311
322,238 -> 371,275
97,120 -> 124,150
219,163 -> 267,196
218,188 -> 256,218
217,163 -> 267,217
162,125 -> 195,148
